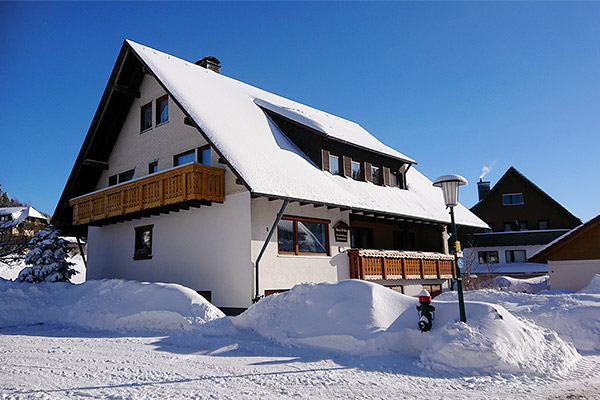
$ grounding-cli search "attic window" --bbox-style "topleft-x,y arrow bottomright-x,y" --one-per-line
502,193 -> 524,206
371,165 -> 382,185
329,154 -> 341,175
156,95 -> 168,125
351,160 -> 363,181
109,169 -> 135,186
174,150 -> 196,166
141,102 -> 152,132
199,145 -> 211,166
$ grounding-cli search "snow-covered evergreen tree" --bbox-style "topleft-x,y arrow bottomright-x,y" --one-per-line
17,226 -> 77,283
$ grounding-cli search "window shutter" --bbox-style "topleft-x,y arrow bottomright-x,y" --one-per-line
322,149 -> 330,171
383,167 -> 391,186
365,162 -> 372,182
343,156 -> 352,177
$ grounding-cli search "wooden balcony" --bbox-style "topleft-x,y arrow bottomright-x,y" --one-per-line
348,249 -> 456,281
69,163 -> 225,225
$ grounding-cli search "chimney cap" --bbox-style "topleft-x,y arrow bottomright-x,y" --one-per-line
195,56 -> 221,73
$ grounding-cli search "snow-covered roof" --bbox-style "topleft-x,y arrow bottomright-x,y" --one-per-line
126,41 -> 486,228
0,206 -> 49,228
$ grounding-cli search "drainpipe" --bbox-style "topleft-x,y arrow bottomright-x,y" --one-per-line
253,198 -> 289,303
76,236 -> 87,270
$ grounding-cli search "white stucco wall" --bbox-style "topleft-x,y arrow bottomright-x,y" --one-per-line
87,191 -> 252,308
250,197 -> 351,295
548,259 -> 600,291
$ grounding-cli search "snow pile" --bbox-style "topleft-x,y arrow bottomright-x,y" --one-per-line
489,275 -> 549,293
438,274 -> 600,352
234,280 -> 579,375
0,279 -> 224,333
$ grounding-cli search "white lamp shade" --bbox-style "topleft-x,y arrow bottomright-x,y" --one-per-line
433,174 -> 468,207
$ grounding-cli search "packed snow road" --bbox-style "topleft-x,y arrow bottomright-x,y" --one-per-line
1,324 -> 599,400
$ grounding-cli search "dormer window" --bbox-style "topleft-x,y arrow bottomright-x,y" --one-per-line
141,102 -> 152,132
156,95 -> 168,125
351,160 -> 362,181
371,165 -> 382,185
329,154 -> 341,175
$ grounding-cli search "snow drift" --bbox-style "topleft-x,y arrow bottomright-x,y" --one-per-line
438,274 -> 600,352
0,278 -> 224,332
233,280 -> 580,375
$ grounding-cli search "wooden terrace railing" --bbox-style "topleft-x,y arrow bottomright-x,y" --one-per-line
70,163 -> 225,225
348,249 -> 455,280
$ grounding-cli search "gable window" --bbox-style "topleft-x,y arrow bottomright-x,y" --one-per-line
518,221 -> 527,231
371,165 -> 382,185
329,154 -> 341,175
478,251 -> 499,264
504,222 -> 512,232
351,160 -> 362,181
277,216 -> 330,256
174,150 -> 196,166
506,250 -> 526,263
156,95 -> 168,125
148,161 -> 158,174
199,145 -> 211,166
134,225 -> 153,260
141,102 -> 153,132
502,193 -> 524,206
109,169 -> 135,186
539,220 -> 549,230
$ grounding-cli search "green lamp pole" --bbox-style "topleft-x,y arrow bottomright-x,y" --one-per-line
433,174 -> 468,323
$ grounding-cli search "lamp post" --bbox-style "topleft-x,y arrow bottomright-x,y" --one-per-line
433,174 -> 468,323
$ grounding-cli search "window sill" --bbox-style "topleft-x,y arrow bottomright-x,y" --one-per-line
140,127 -> 152,134
133,255 -> 152,261
156,120 -> 169,128
277,254 -> 331,259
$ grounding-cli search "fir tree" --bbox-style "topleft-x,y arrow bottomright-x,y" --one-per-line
17,226 -> 77,283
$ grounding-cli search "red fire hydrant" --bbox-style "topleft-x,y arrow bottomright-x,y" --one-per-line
416,289 -> 435,332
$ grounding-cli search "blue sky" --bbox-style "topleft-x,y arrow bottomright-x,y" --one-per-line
1,2 -> 598,222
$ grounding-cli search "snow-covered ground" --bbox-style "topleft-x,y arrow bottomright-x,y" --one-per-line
1,276 -> 600,399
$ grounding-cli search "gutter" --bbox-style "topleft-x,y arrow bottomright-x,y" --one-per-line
253,199 -> 289,303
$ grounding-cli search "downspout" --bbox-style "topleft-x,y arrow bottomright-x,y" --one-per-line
76,236 -> 87,270
253,198 -> 289,303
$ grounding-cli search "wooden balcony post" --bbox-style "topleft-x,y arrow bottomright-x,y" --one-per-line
419,258 -> 425,279
401,258 -> 407,279
381,257 -> 388,280
436,259 -> 441,279
359,255 -> 365,280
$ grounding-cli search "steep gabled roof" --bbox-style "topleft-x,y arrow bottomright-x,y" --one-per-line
53,40 -> 487,232
471,166 -> 581,225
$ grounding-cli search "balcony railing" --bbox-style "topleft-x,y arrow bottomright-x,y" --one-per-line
70,163 -> 225,225
347,249 -> 455,280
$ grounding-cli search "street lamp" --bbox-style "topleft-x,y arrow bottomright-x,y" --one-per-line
433,174 -> 468,323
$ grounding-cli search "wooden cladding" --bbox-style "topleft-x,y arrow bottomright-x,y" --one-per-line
348,249 -> 455,281
70,163 -> 225,225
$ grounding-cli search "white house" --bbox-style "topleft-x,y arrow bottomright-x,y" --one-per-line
53,40 -> 487,313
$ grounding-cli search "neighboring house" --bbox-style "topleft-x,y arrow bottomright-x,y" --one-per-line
529,214 -> 600,291
465,167 -> 581,282
0,206 -> 49,235
52,40 -> 487,313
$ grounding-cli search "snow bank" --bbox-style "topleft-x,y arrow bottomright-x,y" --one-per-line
438,274 -> 600,352
234,280 -> 579,375
0,279 -> 224,333
489,275 -> 549,293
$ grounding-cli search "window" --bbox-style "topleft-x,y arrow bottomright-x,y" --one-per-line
199,145 -> 211,166
391,170 -> 406,189
108,169 -> 135,186
504,222 -> 512,232
518,221 -> 527,231
174,150 -> 196,166
351,160 -> 362,181
134,225 -> 153,260
156,95 -> 168,125
502,193 -> 524,206
371,165 -> 381,185
539,220 -> 549,230
506,250 -> 526,263
478,251 -> 499,264
141,102 -> 152,132
148,161 -> 158,174
329,154 -> 341,175
277,216 -> 330,256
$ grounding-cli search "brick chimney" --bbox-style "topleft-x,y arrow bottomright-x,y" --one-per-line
477,179 -> 491,201
195,56 -> 221,73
